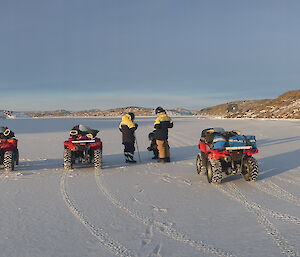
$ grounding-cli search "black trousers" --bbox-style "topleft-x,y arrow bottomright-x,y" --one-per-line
123,142 -> 135,160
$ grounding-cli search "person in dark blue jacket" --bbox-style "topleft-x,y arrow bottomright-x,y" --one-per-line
154,107 -> 173,163
119,112 -> 138,163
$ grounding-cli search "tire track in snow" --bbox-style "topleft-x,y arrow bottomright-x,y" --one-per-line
149,168 -> 207,187
0,171 -> 23,180
282,174 -> 300,183
60,172 -> 136,257
250,180 -> 300,207
225,183 -> 300,226
274,176 -> 300,187
149,168 -> 300,226
258,205 -> 300,225
216,183 -> 300,257
95,171 -> 238,257
224,184 -> 300,226
145,165 -> 300,226
0,171 -> 11,179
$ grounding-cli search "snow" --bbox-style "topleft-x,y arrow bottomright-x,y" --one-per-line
1,117 -> 300,257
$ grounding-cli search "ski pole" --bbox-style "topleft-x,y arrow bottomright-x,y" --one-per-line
135,134 -> 142,162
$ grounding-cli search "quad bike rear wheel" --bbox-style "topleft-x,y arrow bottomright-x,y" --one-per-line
94,149 -> 103,169
242,156 -> 258,181
207,159 -> 222,184
196,153 -> 207,175
64,149 -> 73,170
3,151 -> 14,171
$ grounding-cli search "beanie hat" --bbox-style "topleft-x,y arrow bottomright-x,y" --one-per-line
155,107 -> 165,114
128,112 -> 135,120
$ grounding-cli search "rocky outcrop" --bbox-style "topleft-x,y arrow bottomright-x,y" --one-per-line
197,90 -> 300,119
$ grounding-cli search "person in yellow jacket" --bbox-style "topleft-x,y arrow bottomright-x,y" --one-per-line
154,107 -> 173,163
119,112 -> 138,163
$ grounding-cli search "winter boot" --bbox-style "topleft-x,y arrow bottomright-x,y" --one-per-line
158,158 -> 167,163
153,149 -> 159,159
125,152 -> 137,163
126,159 -> 137,164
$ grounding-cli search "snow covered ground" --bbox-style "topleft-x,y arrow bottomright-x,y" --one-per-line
0,117 -> 300,257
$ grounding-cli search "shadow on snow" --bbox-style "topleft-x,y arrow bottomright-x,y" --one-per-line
258,136 -> 300,148
8,145 -> 198,173
258,148 -> 300,180
7,143 -> 300,184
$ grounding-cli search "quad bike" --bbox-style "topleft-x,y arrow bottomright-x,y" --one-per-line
196,128 -> 259,184
0,138 -> 19,171
63,129 -> 103,170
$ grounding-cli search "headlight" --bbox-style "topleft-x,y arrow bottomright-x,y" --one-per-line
3,129 -> 11,137
70,130 -> 78,136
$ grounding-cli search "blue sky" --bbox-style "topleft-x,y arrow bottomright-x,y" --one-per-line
1,0 -> 300,111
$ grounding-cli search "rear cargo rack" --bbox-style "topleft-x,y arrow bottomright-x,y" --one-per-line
225,146 -> 252,150
71,140 -> 96,143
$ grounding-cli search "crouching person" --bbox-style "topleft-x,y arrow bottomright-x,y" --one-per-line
119,112 -> 138,163
147,130 -> 159,159
154,107 -> 173,163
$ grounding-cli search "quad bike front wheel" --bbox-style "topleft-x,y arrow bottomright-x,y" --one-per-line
3,151 -> 14,171
64,149 -> 73,170
196,153 -> 207,175
94,149 -> 103,169
242,156 -> 259,181
207,159 -> 222,184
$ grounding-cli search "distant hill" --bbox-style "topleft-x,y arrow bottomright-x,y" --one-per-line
197,90 -> 300,119
26,109 -> 72,118
26,106 -> 196,118
4,90 -> 300,119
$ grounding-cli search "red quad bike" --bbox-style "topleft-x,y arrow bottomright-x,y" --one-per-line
196,128 -> 259,184
63,132 -> 103,170
0,138 -> 19,172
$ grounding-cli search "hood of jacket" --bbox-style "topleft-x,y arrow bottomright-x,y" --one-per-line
154,113 -> 172,125
119,114 -> 136,128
